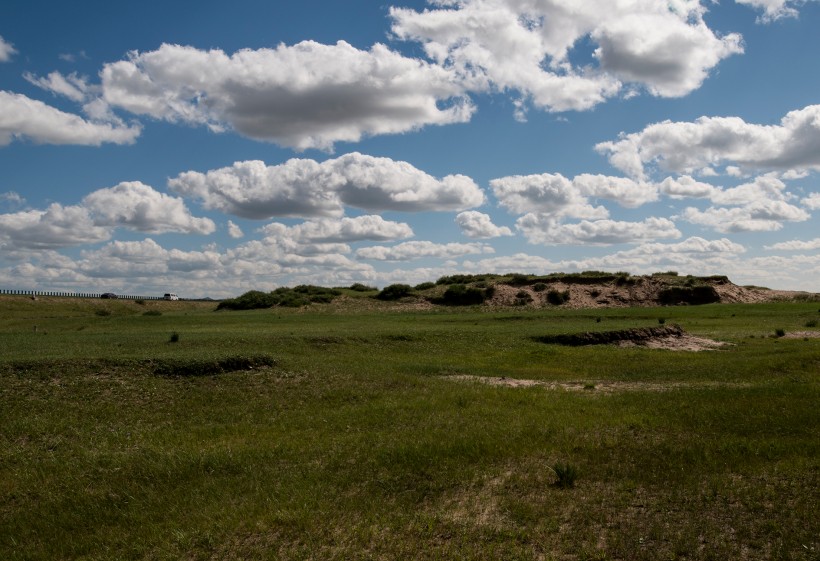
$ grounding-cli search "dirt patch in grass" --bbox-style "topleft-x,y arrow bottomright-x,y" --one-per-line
782,330 -> 820,339
443,375 -> 751,393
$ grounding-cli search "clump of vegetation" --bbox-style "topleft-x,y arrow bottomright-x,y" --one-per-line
658,317 -> 666,325
217,286 -> 342,310
94,309 -> 111,317
414,282 -> 436,291
433,284 -> 492,306
169,332 -> 180,343
551,462 -> 578,489
435,273 -> 497,286
514,290 -> 533,305
658,285 -> 720,306
348,283 -> 377,292
376,284 -> 415,301
774,328 -> 786,338
533,282 -> 547,292
135,299 -> 145,305
546,289 -> 570,305
142,310 -> 162,317
805,319 -> 818,328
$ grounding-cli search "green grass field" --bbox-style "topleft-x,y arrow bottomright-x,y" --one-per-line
1,295 -> 818,560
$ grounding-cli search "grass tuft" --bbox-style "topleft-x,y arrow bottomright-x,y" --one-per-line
551,462 -> 578,489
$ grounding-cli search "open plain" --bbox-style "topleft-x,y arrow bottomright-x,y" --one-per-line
1,287 -> 818,560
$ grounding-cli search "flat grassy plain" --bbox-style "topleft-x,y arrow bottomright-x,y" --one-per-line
1,295 -> 818,560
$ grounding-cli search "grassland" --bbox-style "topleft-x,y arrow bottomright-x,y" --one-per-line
1,295 -> 818,560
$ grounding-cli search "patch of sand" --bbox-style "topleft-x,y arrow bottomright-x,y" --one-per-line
443,375 -> 751,393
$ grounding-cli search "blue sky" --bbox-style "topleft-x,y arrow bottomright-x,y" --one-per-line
1,0 -> 818,298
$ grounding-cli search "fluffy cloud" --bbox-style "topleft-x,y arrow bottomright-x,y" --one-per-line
735,0 -> 808,22
516,215 -> 681,245
391,0 -> 742,114
274,215 -> 414,244
82,182 -> 215,234
227,220 -> 244,239
491,171 -> 657,220
100,41 -> 472,150
0,91 -> 141,146
169,153 -> 484,219
0,182 -> 213,250
455,211 -> 513,239
356,240 -> 493,261
802,192 -> 820,210
596,104 -> 820,179
491,173 -> 607,218
765,238 -> 820,251
681,200 -> 810,232
24,71 -> 89,103
0,36 -> 16,62
0,204 -> 110,250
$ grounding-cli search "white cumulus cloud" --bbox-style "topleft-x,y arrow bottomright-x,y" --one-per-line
391,0 -> 742,115
0,91 -> 141,146
0,36 -> 17,62
681,200 -> 810,232
765,238 -> 820,251
83,182 -> 215,235
516,215 -> 681,245
0,204 -> 110,250
100,41 -> 472,150
169,153 -> 484,219
735,0 -> 810,22
596,104 -> 820,179
227,221 -> 244,239
356,240 -> 493,261
455,211 -> 513,239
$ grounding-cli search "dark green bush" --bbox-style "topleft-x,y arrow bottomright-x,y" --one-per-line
217,290 -> 277,310
658,285 -> 720,305
348,283 -> 377,292
533,283 -> 547,292
217,286 -> 342,310
376,284 -> 414,301
546,289 -> 570,305
436,284 -> 489,306
414,282 -> 436,291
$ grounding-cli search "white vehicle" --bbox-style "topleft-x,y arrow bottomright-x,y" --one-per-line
163,293 -> 179,301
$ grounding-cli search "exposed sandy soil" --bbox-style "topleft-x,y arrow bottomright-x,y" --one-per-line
484,277 -> 815,309
444,374 -> 752,393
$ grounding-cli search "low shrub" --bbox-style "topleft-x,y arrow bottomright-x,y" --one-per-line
414,282 -> 436,291
774,328 -> 786,338
436,284 -> 489,306
348,283 -> 377,292
533,283 -> 547,292
169,332 -> 180,343
376,284 -> 414,301
142,310 -> 162,317
546,289 -> 570,305
805,319 -> 818,328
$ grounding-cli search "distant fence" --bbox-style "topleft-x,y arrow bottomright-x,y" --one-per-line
0,289 -> 165,301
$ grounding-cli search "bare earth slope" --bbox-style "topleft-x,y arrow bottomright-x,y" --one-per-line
485,274 -> 815,309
